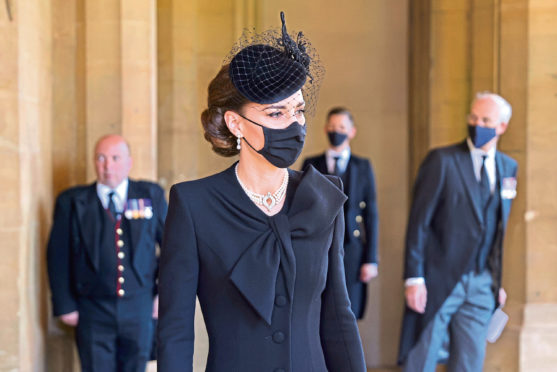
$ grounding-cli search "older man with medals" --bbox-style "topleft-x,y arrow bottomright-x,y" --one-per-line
47,134 -> 167,372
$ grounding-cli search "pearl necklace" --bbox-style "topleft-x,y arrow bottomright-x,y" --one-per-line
235,164 -> 289,212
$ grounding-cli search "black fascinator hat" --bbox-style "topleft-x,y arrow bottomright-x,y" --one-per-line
226,12 -> 324,116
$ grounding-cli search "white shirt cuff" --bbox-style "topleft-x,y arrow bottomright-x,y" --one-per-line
405,277 -> 425,287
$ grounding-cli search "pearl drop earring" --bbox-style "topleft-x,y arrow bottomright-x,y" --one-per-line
236,135 -> 242,150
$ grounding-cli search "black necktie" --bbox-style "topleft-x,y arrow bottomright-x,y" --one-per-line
108,191 -> 118,219
333,156 -> 341,176
480,155 -> 491,205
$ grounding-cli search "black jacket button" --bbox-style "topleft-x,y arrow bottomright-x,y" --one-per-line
275,295 -> 287,307
272,331 -> 285,344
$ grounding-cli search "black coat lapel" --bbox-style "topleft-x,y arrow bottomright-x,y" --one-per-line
453,141 -> 484,224
74,184 -> 102,271
346,156 -> 357,197
126,180 -> 147,270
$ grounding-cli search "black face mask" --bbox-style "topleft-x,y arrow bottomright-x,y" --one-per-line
327,131 -> 348,147
239,114 -> 306,168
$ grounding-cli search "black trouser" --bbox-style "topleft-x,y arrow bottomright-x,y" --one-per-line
75,292 -> 153,372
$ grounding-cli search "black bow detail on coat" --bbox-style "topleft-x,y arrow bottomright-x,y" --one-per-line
228,166 -> 347,325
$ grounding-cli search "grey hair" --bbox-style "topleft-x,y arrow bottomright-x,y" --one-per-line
475,91 -> 512,124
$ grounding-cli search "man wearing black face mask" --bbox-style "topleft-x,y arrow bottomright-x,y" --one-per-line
398,92 -> 518,372
302,107 -> 379,320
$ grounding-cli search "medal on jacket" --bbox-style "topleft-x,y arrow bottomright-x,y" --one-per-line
124,198 -> 153,219
501,177 -> 517,200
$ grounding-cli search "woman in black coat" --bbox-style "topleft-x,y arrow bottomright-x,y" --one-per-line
157,12 -> 366,372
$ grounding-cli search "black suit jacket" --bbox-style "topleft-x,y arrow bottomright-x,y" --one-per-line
302,153 -> 378,318
398,141 -> 517,363
47,180 -> 167,316
157,165 -> 366,372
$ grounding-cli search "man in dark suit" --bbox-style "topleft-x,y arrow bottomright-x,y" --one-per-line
302,107 -> 379,319
47,134 -> 167,372
398,92 -> 518,371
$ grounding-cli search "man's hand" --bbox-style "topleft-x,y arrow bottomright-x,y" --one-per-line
498,288 -> 507,307
405,283 -> 427,314
360,263 -> 378,283
152,295 -> 159,319
59,311 -> 79,327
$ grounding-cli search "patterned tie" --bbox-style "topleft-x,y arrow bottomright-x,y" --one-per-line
480,155 -> 491,205
333,156 -> 341,176
108,191 -> 118,219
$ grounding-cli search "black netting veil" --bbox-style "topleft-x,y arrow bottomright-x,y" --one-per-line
226,12 -> 324,117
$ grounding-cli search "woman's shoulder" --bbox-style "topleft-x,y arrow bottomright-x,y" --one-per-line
170,165 -> 234,201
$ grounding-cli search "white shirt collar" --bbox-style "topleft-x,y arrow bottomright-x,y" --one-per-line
96,178 -> 129,211
326,147 -> 351,160
325,147 -> 351,174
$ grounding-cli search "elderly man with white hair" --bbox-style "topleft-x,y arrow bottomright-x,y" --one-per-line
398,92 -> 518,371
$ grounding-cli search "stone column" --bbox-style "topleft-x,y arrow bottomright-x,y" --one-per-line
515,1 -> 557,370
157,0 -> 201,190
0,0 -> 25,369
409,0 -> 473,182
47,0 -> 87,370
121,0 -> 158,180
84,0 -> 122,180
0,0 -> 54,371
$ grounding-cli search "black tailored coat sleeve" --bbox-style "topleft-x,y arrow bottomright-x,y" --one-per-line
157,164 -> 366,372
398,141 -> 518,364
157,185 -> 198,371
46,186 -> 85,315
347,156 -> 378,264
46,180 -> 167,317
320,203 -> 366,371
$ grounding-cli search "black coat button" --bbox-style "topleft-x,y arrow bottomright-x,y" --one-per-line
275,295 -> 287,307
272,331 -> 285,344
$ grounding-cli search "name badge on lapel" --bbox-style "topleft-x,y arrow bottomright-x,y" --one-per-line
124,198 -> 153,220
501,177 -> 517,200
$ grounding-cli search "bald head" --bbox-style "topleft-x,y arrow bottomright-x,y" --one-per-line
94,134 -> 133,189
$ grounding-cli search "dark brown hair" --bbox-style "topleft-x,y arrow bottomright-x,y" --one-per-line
326,107 -> 354,125
201,64 -> 250,157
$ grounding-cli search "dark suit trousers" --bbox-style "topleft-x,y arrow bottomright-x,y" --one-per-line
76,292 -> 153,372
404,270 -> 495,372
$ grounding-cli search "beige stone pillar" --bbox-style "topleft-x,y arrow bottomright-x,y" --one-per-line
47,0 -> 89,370
157,0 -> 201,190
411,0 -> 472,172
121,0 -> 157,180
0,1 -> 24,369
516,1 -> 557,370
84,0 -> 122,180
0,0 -> 54,370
